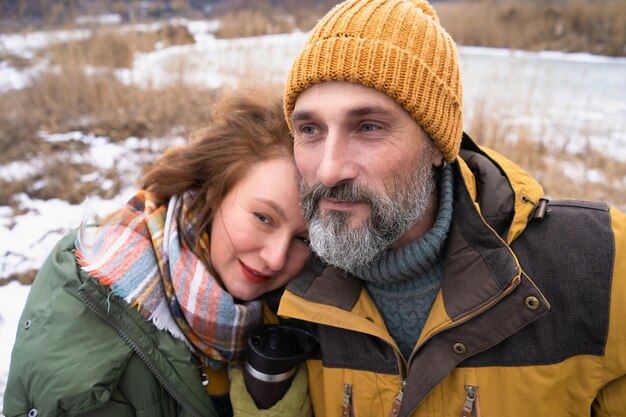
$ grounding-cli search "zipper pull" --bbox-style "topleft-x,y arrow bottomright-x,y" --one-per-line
342,384 -> 354,417
388,380 -> 405,417
460,385 -> 477,417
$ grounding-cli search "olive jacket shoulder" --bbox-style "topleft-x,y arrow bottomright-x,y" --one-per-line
277,134 -> 626,417
2,231 -> 218,417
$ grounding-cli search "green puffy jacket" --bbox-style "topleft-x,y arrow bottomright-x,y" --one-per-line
3,232 -> 217,417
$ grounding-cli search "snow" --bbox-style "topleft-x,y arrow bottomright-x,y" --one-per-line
1,19 -> 626,414
115,31 -> 309,89
0,29 -> 90,56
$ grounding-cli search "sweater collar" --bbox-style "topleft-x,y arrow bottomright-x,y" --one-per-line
354,165 -> 454,283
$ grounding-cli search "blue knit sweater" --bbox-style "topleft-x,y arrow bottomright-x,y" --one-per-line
355,165 -> 453,360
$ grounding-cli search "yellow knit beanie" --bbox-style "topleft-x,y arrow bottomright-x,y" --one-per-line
284,0 -> 463,162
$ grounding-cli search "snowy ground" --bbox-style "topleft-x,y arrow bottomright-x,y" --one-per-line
1,19 -> 626,413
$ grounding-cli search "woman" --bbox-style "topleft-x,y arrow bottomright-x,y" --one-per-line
3,89 -> 312,417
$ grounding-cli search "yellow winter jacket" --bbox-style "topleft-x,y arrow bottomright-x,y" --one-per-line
278,134 -> 626,417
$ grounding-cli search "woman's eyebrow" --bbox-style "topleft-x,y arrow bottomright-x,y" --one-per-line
257,198 -> 286,221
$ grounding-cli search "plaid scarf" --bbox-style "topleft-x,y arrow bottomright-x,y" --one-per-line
75,190 -> 262,367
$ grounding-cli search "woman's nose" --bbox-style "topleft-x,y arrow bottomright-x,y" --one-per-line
259,236 -> 289,272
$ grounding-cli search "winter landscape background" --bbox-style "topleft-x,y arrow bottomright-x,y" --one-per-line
1,1 -> 626,413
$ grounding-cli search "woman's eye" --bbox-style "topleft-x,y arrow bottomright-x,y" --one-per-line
254,213 -> 271,225
296,236 -> 310,246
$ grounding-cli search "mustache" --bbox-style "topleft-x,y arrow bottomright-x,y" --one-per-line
299,178 -> 394,230
299,179 -> 378,206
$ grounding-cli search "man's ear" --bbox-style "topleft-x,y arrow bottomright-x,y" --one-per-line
432,149 -> 445,168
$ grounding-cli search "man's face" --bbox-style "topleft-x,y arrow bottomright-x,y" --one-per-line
292,82 -> 443,271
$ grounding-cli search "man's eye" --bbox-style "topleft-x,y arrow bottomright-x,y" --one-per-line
300,125 -> 317,134
360,123 -> 380,132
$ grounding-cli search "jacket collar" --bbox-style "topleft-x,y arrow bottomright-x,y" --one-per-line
457,133 -> 544,243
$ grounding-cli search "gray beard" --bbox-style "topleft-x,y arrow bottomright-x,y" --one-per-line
300,160 -> 436,273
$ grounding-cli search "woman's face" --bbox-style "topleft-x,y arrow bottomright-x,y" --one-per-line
210,157 -> 310,301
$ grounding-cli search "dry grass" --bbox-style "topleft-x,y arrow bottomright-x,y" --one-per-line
0,69 -> 215,147
209,0 -> 626,56
0,52 -> 34,69
215,9 -> 296,38
436,0 -> 626,57
212,0 -> 340,38
0,23 -> 212,150
0,270 -> 37,286
46,32 -> 137,68
44,24 -> 195,69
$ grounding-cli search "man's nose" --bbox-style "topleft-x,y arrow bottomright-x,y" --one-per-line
316,132 -> 358,188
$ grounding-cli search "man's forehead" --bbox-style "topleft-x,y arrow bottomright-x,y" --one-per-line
292,81 -> 413,125
296,81 -> 387,100
292,81 -> 403,118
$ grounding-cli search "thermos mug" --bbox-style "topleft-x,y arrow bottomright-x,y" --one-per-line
243,324 -> 317,409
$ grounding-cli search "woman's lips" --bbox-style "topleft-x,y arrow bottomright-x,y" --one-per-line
239,261 -> 272,284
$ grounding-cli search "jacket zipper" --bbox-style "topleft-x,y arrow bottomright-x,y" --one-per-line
393,275 -> 521,416
78,289 -> 212,417
388,379 -> 405,417
344,338 -> 407,417
414,275 -> 522,353
460,386 -> 478,417
342,383 -> 354,417
377,336 -> 407,416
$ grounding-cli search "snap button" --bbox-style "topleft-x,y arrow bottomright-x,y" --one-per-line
452,343 -> 467,355
28,408 -> 38,417
525,296 -> 540,310
24,320 -> 32,329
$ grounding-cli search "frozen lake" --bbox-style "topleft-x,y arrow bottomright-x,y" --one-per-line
460,47 -> 626,160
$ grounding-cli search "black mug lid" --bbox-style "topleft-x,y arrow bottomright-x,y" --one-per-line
246,324 -> 317,375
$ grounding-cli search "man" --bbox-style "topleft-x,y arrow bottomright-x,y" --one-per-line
278,0 -> 626,416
